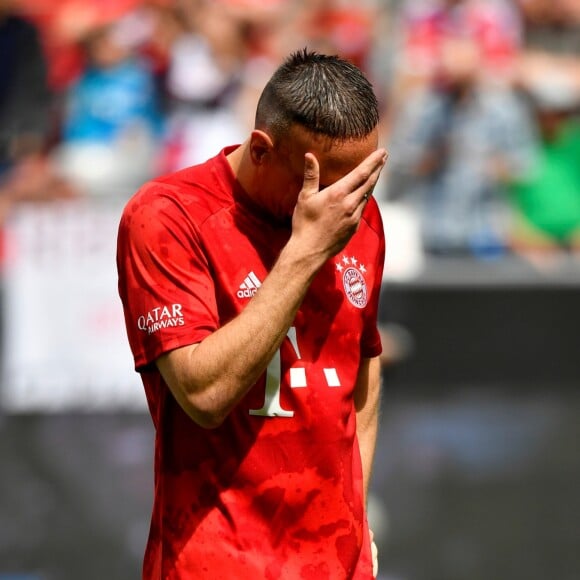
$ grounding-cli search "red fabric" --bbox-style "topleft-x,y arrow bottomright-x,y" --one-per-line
116,146 -> 385,579
307,8 -> 374,70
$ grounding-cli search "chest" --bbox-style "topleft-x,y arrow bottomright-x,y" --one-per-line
203,208 -> 375,312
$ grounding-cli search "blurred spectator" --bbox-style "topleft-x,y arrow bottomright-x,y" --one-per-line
297,0 -> 379,74
514,0 -> 580,105
0,0 -> 75,234
391,0 -> 522,99
387,34 -> 536,257
157,0 -> 249,172
516,0 -> 580,54
506,76 -> 580,261
158,0 -> 390,172
51,9 -> 163,198
0,0 -> 51,175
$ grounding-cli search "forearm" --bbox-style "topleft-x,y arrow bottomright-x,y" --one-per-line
156,237 -> 326,428
355,356 -> 381,505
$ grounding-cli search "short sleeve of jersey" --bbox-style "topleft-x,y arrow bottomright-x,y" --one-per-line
117,183 -> 219,370
360,200 -> 386,359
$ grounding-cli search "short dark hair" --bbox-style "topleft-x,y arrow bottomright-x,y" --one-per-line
255,48 -> 379,141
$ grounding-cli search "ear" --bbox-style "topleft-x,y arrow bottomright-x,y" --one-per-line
249,130 -> 274,166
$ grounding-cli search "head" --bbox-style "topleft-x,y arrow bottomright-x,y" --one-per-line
436,36 -> 481,93
238,49 -> 380,220
526,73 -> 580,140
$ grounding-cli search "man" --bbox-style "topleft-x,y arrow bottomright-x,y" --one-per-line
388,33 -> 534,256
117,49 -> 387,579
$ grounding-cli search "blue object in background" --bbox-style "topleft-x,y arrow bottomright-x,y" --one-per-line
62,58 -> 162,145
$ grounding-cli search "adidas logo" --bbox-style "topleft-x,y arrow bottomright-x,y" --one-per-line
237,271 -> 262,298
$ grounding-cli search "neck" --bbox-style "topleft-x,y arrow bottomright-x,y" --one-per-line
226,140 -> 291,226
225,140 -> 266,213
226,140 -> 250,188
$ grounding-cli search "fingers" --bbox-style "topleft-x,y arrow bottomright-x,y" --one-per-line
301,152 -> 320,195
332,148 -> 387,214
298,148 -> 386,225
369,529 -> 378,578
359,150 -> 387,203
351,162 -> 385,219
342,148 -> 387,198
291,147 -> 386,258
302,148 -> 387,202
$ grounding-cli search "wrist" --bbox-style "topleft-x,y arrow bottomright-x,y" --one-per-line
281,235 -> 329,278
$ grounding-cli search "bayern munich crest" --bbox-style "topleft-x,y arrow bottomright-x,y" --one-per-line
336,255 -> 368,309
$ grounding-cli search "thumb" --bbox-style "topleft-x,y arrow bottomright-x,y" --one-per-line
302,153 -> 320,195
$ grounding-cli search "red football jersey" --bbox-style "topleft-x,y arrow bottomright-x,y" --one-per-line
117,146 -> 385,579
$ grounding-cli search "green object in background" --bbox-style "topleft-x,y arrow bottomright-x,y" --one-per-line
510,120 -> 580,243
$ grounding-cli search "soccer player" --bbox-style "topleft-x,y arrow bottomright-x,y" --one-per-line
117,49 -> 387,579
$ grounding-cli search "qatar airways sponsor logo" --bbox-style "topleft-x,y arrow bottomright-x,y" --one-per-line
137,304 -> 185,334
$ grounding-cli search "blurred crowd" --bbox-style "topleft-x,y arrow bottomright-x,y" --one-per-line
2,0 -> 580,267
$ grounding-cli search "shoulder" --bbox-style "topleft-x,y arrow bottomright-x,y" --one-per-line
121,153 -> 233,229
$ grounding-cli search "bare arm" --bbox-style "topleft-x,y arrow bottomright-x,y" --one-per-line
354,356 -> 382,505
156,149 -> 387,428
355,356 -> 382,578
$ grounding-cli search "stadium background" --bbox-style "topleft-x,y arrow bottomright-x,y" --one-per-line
1,0 -> 579,579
